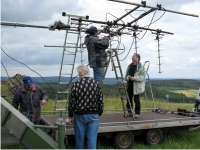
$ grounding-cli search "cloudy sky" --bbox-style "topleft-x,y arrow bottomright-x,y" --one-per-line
1,0 -> 200,79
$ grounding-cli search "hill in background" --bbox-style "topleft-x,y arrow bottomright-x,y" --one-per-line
1,76 -> 199,104
1,76 -> 200,85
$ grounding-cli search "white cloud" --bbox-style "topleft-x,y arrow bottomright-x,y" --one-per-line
188,57 -> 200,64
181,1 -> 200,15
164,57 -> 173,63
145,41 -> 158,50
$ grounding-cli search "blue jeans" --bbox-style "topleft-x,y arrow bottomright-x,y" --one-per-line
93,67 -> 105,82
74,114 -> 100,149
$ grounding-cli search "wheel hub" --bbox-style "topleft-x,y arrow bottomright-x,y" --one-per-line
150,132 -> 159,143
119,134 -> 130,146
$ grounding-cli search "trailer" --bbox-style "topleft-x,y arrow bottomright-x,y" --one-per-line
41,110 -> 200,149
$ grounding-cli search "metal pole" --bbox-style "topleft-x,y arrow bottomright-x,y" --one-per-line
1,21 -> 88,33
129,8 -> 155,25
110,36 -> 114,72
1,21 -> 70,29
79,27 -> 83,65
157,36 -> 161,73
134,33 -> 137,54
139,27 -> 173,35
114,6 -> 140,23
57,122 -> 66,149
62,12 -> 88,19
107,0 -> 199,17
33,125 -> 58,129
71,18 -> 111,25
71,18 -> 173,35
134,32 -> 139,72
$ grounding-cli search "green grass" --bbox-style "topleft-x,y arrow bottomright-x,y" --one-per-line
169,89 -> 198,98
131,128 -> 200,149
40,97 -> 194,114
1,84 -> 13,103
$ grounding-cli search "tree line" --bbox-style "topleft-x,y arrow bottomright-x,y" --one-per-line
36,79 -> 199,104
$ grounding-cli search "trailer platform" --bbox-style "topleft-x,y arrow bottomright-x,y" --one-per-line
41,111 -> 200,149
42,111 -> 200,134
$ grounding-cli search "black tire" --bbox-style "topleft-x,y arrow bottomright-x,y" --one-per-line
114,131 -> 134,149
145,129 -> 163,145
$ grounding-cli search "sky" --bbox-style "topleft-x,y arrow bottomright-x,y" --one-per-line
1,0 -> 200,79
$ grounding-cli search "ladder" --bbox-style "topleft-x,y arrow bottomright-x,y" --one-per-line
102,47 -> 135,120
50,14 -> 87,114
143,61 -> 156,111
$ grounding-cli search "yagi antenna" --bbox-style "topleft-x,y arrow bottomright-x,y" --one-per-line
107,0 -> 199,18
152,30 -> 164,73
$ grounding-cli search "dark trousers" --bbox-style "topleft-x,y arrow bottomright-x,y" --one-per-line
127,85 -> 140,114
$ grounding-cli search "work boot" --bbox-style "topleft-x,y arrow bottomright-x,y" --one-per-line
135,114 -> 140,119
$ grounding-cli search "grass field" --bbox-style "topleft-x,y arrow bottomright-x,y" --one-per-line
169,89 -> 198,98
40,97 -> 194,113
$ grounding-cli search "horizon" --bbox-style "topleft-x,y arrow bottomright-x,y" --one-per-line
1,76 -> 200,80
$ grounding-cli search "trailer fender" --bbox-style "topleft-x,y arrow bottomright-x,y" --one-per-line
114,131 -> 134,149
144,129 -> 163,145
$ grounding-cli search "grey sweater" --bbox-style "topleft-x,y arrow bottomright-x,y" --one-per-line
84,35 -> 109,68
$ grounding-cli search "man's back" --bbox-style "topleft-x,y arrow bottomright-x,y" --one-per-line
84,35 -> 109,68
68,77 -> 103,116
68,64 -> 103,149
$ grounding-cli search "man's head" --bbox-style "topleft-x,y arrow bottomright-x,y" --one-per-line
77,65 -> 90,78
89,26 -> 98,36
23,76 -> 33,90
132,53 -> 140,63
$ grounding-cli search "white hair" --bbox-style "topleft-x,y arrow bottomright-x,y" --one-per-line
77,65 -> 90,75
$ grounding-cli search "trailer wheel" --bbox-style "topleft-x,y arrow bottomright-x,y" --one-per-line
145,129 -> 163,145
114,131 -> 134,149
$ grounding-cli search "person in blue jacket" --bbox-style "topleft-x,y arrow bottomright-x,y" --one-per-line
12,76 -> 48,124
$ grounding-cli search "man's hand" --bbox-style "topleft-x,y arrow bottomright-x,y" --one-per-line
101,36 -> 109,40
69,117 -> 74,125
41,99 -> 47,105
129,76 -> 134,81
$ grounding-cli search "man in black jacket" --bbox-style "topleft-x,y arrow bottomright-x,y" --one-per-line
12,76 -> 48,124
84,26 -> 109,82
68,64 -> 103,149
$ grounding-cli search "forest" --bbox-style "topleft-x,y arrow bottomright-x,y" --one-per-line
36,79 -> 200,104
